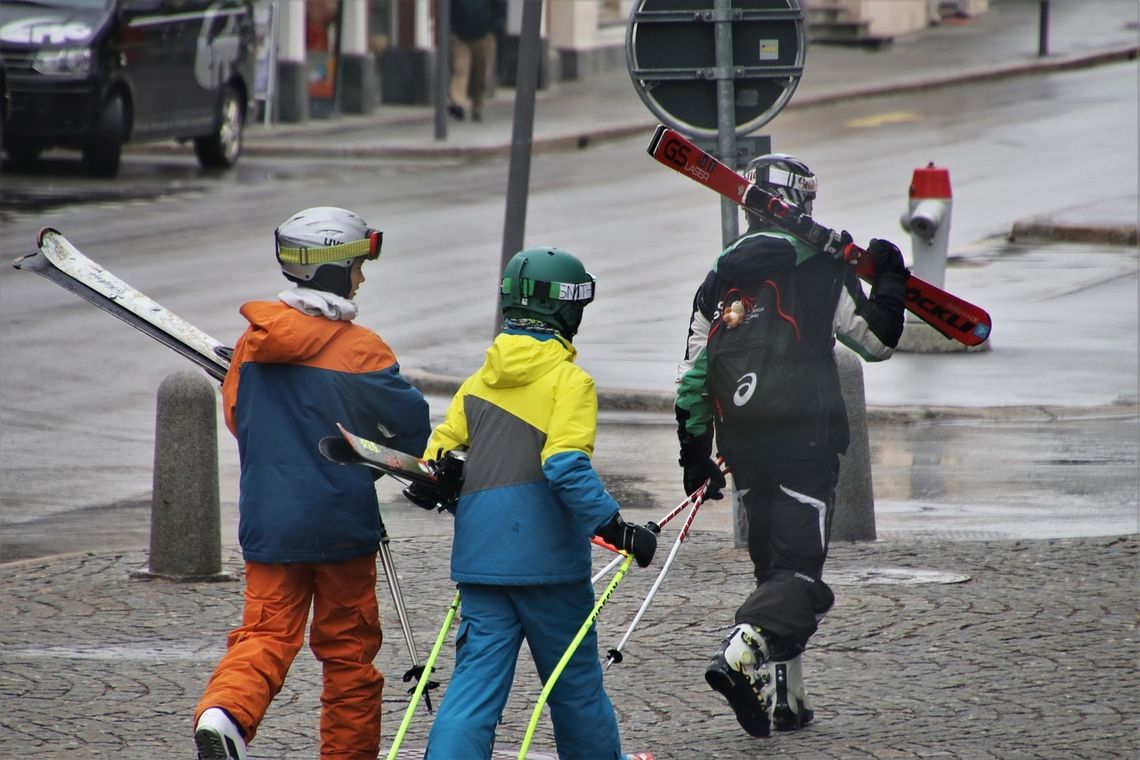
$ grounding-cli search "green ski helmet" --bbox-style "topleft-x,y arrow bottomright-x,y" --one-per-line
275,206 -> 382,299
500,247 -> 596,338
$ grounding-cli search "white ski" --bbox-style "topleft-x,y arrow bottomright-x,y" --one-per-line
13,227 -> 231,382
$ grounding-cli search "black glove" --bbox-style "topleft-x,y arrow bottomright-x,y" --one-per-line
402,451 -> 465,513
402,482 -> 455,513
676,406 -> 725,500
867,238 -> 909,279
429,451 -> 465,494
595,513 -> 657,568
828,229 -> 855,262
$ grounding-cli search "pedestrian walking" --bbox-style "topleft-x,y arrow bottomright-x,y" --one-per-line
193,207 -> 431,760
447,0 -> 505,121
407,247 -> 657,759
674,154 -> 909,737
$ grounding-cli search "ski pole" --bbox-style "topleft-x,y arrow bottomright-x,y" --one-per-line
377,523 -> 438,712
644,455 -> 725,534
385,589 -> 461,760
589,534 -> 628,584
518,551 -> 635,760
605,460 -> 727,668
588,465 -> 724,587
605,489 -> 706,667
591,551 -> 625,585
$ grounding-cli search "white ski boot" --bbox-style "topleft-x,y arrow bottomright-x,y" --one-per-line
767,654 -> 815,732
704,624 -> 772,737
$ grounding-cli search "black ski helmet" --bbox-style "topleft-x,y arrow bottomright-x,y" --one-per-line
744,153 -> 818,216
500,247 -> 596,339
275,207 -> 382,298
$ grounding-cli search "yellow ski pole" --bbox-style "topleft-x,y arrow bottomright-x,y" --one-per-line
517,552 -> 635,759
385,589 -> 461,760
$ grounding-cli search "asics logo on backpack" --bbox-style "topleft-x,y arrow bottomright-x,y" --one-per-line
734,372 -> 758,406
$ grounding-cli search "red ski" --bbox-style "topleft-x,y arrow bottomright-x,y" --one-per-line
646,125 -> 992,347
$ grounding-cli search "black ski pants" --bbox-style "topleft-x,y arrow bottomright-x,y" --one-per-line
729,451 -> 839,655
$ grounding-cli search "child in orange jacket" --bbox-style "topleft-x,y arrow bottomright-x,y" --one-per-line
194,207 -> 429,760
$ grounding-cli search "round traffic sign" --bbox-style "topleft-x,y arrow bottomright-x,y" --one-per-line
626,0 -> 805,137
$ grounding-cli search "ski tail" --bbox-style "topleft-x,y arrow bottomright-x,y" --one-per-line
333,423 -> 440,486
646,125 -> 992,346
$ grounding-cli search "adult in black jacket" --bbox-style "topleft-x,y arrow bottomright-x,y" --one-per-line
674,153 -> 908,738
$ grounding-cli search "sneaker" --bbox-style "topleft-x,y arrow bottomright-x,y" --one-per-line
623,754 -> 655,760
195,707 -> 247,760
770,656 -> 815,732
472,110 -> 483,122
447,103 -> 465,121
704,624 -> 771,737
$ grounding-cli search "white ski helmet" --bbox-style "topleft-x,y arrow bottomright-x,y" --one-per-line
275,207 -> 382,298
744,153 -> 818,215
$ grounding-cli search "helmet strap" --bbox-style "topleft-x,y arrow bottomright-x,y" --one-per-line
286,264 -> 353,299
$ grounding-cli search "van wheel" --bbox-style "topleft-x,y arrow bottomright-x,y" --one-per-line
82,95 -> 124,177
195,86 -> 243,169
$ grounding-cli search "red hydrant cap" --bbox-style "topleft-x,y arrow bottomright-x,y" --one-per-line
910,163 -> 952,199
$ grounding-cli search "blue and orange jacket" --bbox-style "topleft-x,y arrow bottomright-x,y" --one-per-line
223,300 -> 429,564
425,328 -> 619,585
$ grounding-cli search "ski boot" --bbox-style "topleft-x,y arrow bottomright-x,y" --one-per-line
195,707 -> 248,760
704,624 -> 772,737
768,654 -> 815,732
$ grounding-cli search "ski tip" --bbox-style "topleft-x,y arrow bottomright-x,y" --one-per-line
646,124 -> 668,155
36,227 -> 62,247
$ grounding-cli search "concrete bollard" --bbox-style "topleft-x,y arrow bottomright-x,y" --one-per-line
832,346 -> 877,542
131,371 -> 235,582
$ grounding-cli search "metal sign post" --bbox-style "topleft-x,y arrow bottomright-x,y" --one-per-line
495,0 -> 544,338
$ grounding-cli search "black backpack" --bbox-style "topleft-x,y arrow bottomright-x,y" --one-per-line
705,276 -> 813,426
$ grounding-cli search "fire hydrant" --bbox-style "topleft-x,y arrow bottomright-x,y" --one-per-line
899,163 -> 953,289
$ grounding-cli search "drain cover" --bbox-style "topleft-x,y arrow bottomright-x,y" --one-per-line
827,567 -> 971,586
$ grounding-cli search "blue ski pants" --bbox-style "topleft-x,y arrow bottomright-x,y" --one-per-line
424,581 -> 622,760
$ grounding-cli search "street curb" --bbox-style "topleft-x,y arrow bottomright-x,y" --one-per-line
1009,219 -> 1138,246
788,45 -> 1140,110
402,369 -> 1139,421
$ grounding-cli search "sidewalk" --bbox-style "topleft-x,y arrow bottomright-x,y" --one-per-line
236,0 -> 1140,162
1,534 -> 1136,758
2,4 -> 1137,759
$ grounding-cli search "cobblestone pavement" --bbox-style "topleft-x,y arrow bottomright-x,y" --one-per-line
2,531 -> 1136,758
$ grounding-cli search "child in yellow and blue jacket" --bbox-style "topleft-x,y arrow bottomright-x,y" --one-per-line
414,247 -> 657,760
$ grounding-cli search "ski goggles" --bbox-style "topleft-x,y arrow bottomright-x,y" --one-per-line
503,275 -> 596,305
275,228 -> 383,266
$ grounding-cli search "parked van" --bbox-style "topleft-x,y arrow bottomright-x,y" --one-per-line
0,0 -> 255,176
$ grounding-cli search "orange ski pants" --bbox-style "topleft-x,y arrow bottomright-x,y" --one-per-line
195,554 -> 384,759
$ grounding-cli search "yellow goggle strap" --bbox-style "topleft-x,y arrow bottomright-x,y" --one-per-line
276,230 -> 382,265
